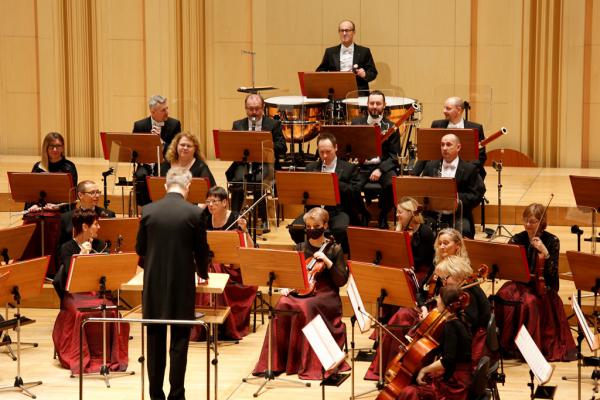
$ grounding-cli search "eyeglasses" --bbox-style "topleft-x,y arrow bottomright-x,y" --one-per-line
83,190 -> 102,196
178,143 -> 195,149
339,29 -> 354,33
48,144 -> 63,150
205,199 -> 224,205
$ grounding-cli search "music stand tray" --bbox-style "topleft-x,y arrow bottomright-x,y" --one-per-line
100,132 -> 163,164
8,172 -> 75,204
348,227 -> 414,268
463,239 -> 530,283
319,125 -> 381,162
0,225 -> 36,261
146,176 -> 210,204
207,231 -> 247,265
299,72 -> 357,99
275,171 -> 340,206
393,176 -> 458,212
96,217 -> 139,253
212,130 -> 274,163
416,128 -> 479,161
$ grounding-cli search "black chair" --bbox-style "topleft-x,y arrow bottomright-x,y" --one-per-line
485,314 -> 502,400
469,355 -> 491,399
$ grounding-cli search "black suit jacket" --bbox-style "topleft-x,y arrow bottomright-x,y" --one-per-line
226,116 -> 287,181
132,116 -> 182,155
136,192 -> 210,320
421,158 -> 485,224
351,116 -> 400,174
305,158 -> 361,216
430,119 -> 487,178
316,44 -> 378,93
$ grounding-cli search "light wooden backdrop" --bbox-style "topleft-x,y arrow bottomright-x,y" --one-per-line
0,0 -> 599,167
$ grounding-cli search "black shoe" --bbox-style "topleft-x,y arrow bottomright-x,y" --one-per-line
361,212 -> 371,227
378,219 -> 389,230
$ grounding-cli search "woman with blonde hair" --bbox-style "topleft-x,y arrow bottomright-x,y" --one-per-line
159,132 -> 216,187
433,228 -> 469,265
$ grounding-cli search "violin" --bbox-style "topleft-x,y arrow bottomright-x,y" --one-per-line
376,291 -> 470,400
461,264 -> 489,289
530,194 -> 553,295
293,238 -> 334,298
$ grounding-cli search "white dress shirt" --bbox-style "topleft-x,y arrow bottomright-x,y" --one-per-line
339,43 -> 354,72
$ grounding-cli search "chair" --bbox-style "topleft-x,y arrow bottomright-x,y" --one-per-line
485,314 -> 502,400
485,149 -> 537,167
469,355 -> 491,400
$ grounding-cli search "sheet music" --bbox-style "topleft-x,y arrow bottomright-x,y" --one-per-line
302,314 -> 346,372
346,274 -> 371,333
572,293 -> 600,351
515,325 -> 554,385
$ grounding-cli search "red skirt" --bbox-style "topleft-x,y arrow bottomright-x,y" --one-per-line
252,286 -> 349,380
496,281 -> 576,361
396,363 -> 473,400
190,263 -> 257,341
52,293 -> 130,374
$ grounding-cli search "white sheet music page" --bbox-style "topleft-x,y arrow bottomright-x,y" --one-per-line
346,274 -> 371,333
572,292 -> 600,351
302,314 -> 345,372
515,325 -> 554,385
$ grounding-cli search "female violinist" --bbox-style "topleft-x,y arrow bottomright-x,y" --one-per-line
191,186 -> 256,341
365,228 -> 464,380
496,203 -> 576,361
252,207 -> 349,379
396,285 -> 473,400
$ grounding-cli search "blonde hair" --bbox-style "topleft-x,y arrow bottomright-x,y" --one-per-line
40,132 -> 65,171
435,255 -> 472,282
522,203 -> 547,231
397,196 -> 424,224
434,228 -> 468,264
303,207 -> 329,225
165,132 -> 203,163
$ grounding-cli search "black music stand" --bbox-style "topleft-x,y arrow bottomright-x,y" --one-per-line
416,128 -> 479,162
348,227 -> 413,267
348,260 -> 417,397
214,129 -> 275,237
96,217 -> 139,253
0,256 -> 49,399
66,253 -> 138,386
318,125 -> 381,163
146,176 -> 210,204
238,247 -> 311,397
100,132 -> 163,215
8,172 -> 75,259
0,225 -> 37,360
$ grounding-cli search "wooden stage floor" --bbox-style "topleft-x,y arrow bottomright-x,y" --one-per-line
1,155 -> 600,399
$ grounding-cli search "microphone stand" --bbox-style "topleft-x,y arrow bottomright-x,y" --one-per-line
489,160 -> 513,240
101,167 -> 113,210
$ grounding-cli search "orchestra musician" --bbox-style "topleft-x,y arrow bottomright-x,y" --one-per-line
226,94 -> 287,233
351,90 -> 400,229
288,132 -> 362,253
495,203 -> 577,361
52,208 -> 129,374
419,133 -> 485,239
158,132 -> 217,187
190,186 -> 257,341
316,19 -> 378,94
395,285 -> 473,400
132,95 -> 182,206
252,207 -> 349,379
413,96 -> 487,179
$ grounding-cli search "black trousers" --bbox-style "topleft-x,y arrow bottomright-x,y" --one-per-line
147,324 -> 191,400
357,164 -> 395,221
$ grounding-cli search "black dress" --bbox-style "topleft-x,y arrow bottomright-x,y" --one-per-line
159,158 -> 217,187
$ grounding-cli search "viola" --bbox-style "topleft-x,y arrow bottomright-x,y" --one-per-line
293,238 -> 334,298
461,264 -> 489,288
530,194 -> 553,295
376,291 -> 470,400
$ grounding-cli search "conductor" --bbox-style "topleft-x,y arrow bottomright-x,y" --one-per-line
135,167 -> 210,400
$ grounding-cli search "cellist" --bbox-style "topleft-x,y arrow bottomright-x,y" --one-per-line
496,203 -> 576,361
252,207 -> 350,379
396,285 -> 473,400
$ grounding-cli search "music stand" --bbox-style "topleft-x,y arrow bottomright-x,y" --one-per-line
416,128 -> 479,161
146,176 -> 210,204
0,224 -> 37,360
565,251 -> 600,397
207,231 -> 246,265
238,248 -> 311,396
96,217 -> 139,253
100,132 -> 164,215
0,256 -> 49,399
570,175 -> 600,253
275,171 -> 340,207
318,125 -> 381,163
299,72 -> 357,100
66,253 -> 138,386
348,260 -> 417,396
348,227 -> 413,267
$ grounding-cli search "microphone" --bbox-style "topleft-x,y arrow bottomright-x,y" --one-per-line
250,116 -> 257,131
463,100 -> 471,110
571,225 -> 583,235
102,167 -> 114,178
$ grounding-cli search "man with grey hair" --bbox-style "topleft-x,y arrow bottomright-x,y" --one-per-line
420,133 -> 485,238
430,96 -> 487,179
133,95 -> 182,205
136,166 -> 210,400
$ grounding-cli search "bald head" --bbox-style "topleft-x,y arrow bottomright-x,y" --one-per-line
443,96 -> 464,124
441,133 -> 461,163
